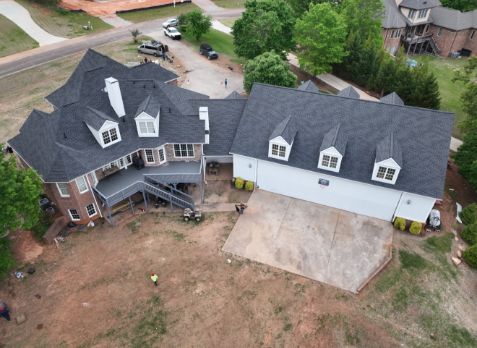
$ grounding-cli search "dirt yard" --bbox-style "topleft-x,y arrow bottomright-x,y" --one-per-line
60,0 -> 178,16
1,157 -> 477,347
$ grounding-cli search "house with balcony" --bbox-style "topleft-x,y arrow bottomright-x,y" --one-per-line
382,0 -> 477,57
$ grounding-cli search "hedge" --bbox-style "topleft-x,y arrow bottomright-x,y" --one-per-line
245,181 -> 254,191
461,223 -> 477,246
394,217 -> 406,231
235,177 -> 244,190
409,221 -> 422,235
463,244 -> 477,268
460,203 -> 477,226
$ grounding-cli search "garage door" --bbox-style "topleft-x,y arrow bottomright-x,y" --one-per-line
256,160 -> 402,221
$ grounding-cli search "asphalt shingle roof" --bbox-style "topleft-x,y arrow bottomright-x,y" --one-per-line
134,94 -> 161,118
376,133 -> 403,167
225,91 -> 245,99
320,123 -> 347,156
400,0 -> 437,10
337,86 -> 360,99
229,83 -> 454,199
297,80 -> 320,93
84,107 -> 118,131
431,7 -> 477,30
380,92 -> 405,106
269,115 -> 298,145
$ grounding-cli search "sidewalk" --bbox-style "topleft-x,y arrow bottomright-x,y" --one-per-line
0,0 -> 67,46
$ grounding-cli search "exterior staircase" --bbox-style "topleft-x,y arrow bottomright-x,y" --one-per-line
428,35 -> 441,56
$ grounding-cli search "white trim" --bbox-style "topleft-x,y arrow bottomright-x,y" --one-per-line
145,149 -> 155,163
173,144 -> 195,158
76,176 -> 89,194
318,150 -> 342,173
68,209 -> 80,221
268,142 -> 290,161
85,175 -> 103,218
158,146 -> 167,164
86,203 -> 97,218
372,163 -> 400,185
90,171 -> 98,186
101,126 -> 121,148
56,183 -> 70,197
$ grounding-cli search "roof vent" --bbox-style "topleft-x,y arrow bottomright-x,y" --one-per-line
63,132 -> 67,139
423,1 -> 427,3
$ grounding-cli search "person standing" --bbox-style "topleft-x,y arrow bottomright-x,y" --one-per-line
224,78 -> 227,88
151,273 -> 158,286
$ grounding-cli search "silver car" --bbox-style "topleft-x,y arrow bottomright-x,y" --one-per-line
162,19 -> 179,29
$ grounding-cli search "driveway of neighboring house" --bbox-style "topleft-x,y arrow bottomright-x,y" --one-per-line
223,190 -> 393,293
149,30 -> 244,98
0,0 -> 67,46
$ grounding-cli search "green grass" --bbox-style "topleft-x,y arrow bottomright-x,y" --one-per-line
14,0 -> 113,39
218,17 -> 240,28
0,14 -> 38,58
117,3 -> 198,23
416,56 -> 470,140
211,0 -> 247,8
179,27 -> 245,64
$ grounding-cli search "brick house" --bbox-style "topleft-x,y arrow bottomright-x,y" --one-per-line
382,0 -> 477,57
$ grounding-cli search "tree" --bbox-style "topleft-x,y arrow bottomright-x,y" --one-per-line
452,56 -> 477,132
179,9 -> 212,41
129,29 -> 142,43
243,51 -> 297,93
0,238 -> 14,278
413,62 -> 441,110
340,0 -> 385,48
451,131 -> 477,187
355,35 -> 379,89
394,65 -> 416,105
440,0 -> 477,12
375,55 -> 397,97
294,3 -> 348,76
333,30 -> 363,80
0,149 -> 44,237
287,0 -> 334,20
232,0 -> 295,60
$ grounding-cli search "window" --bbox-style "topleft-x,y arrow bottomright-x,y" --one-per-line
437,27 -> 443,36
57,183 -> 70,197
322,155 -> 339,168
102,127 -> 119,145
86,203 -> 97,217
471,30 -> 475,39
376,167 -> 396,181
390,30 -> 395,39
118,155 -> 132,169
138,121 -> 156,134
396,29 -> 402,37
173,144 -> 194,158
90,171 -> 98,186
425,25 -> 429,33
158,147 -> 166,164
417,9 -> 428,19
408,9 -> 416,19
391,46 -> 397,55
69,209 -> 80,220
76,176 -> 88,193
271,144 -> 286,157
145,149 -> 155,163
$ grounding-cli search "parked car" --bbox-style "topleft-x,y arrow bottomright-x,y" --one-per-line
200,44 -> 218,60
164,27 -> 181,40
137,41 -> 167,56
162,18 -> 179,28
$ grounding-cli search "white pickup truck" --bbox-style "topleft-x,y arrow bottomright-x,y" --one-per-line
164,27 -> 181,40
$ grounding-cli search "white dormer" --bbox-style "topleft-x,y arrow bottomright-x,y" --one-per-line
372,133 -> 402,185
268,116 -> 296,162
318,123 -> 346,173
134,95 -> 160,138
84,107 -> 121,148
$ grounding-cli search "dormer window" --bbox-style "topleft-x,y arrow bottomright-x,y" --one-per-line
408,9 -> 416,18
268,116 -> 297,162
84,107 -> 121,149
138,121 -> 156,135
372,133 -> 402,185
376,166 -> 396,181
102,127 -> 119,145
318,123 -> 346,173
135,95 -> 160,138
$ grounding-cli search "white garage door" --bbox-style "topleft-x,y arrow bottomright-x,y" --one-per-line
256,160 -> 402,221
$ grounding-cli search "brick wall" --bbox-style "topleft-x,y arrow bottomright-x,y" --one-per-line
164,144 -> 202,162
141,149 -> 160,167
428,25 -> 460,57
382,27 -> 405,53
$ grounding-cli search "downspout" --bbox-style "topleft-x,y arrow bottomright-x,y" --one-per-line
254,159 -> 258,190
86,174 -> 103,218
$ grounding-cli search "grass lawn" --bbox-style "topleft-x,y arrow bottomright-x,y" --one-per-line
218,17 -> 240,28
416,56 -> 470,140
0,14 -> 38,58
14,0 -> 113,38
117,2 -> 198,23
211,0 -> 247,8
179,27 -> 245,64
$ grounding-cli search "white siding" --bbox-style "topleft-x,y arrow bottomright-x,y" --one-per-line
394,193 -> 435,223
205,155 -> 233,164
233,154 -> 257,182
256,158 -> 402,221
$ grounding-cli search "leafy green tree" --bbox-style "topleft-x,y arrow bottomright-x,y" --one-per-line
440,0 -> 477,12
375,56 -> 397,97
340,0 -> 385,48
179,9 -> 212,41
451,131 -> 477,187
452,56 -> 477,132
294,3 -> 348,75
288,0 -> 335,20
243,51 -> 297,93
0,238 -> 14,278
0,148 -> 44,237
355,36 -> 379,89
232,0 -> 295,60
413,62 -> 441,110
333,30 -> 363,80
395,65 -> 416,105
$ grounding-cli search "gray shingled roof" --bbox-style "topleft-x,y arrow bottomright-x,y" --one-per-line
189,99 -> 247,156
431,7 -> 477,30
383,0 -> 408,28
297,80 -> 320,93
9,51 -> 208,183
230,83 -> 454,199
129,61 -> 179,82
380,92 -> 405,106
319,123 -> 347,156
337,86 -> 360,99
376,133 -> 403,167
400,0 -> 437,10
135,94 -> 161,118
225,91 -> 245,99
269,115 -> 297,145
84,107 -> 118,131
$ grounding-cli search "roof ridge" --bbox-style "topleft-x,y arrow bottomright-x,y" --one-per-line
331,123 -> 341,146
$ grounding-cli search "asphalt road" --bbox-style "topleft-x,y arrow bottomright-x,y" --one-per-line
0,8 -> 243,79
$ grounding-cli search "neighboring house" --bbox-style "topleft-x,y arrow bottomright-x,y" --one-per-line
8,49 -> 454,226
382,0 -> 477,57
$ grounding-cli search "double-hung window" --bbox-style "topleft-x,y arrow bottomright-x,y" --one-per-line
408,9 -> 416,19
158,146 -> 166,164
437,27 -> 443,36
376,167 -> 396,181
118,155 -> 133,169
271,144 -> 286,158
322,155 -> 339,169
57,183 -> 70,197
90,171 -> 98,186
174,144 -> 194,158
138,121 -> 156,134
390,30 -> 395,39
417,9 -> 428,19
76,176 -> 88,194
145,149 -> 155,163
69,209 -> 80,220
102,127 -> 119,146
396,29 -> 401,38
86,203 -> 97,217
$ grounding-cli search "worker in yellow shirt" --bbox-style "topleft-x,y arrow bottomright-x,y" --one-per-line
151,273 -> 158,286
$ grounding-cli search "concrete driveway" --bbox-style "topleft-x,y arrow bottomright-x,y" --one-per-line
223,190 -> 393,293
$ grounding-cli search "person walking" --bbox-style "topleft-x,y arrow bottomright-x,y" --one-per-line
151,273 -> 158,286
224,78 -> 227,88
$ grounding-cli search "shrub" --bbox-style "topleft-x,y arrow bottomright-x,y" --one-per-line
461,223 -> 477,246
409,221 -> 422,235
460,203 -> 477,226
129,28 -> 142,43
235,177 -> 244,190
463,244 -> 477,268
394,217 -> 406,231
245,181 -> 254,191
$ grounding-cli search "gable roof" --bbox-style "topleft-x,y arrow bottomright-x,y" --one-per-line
380,92 -> 405,106
225,91 -> 246,99
84,106 -> 117,131
431,6 -> 477,30
135,94 -> 161,118
128,61 -> 179,82
376,133 -> 403,167
229,83 -> 454,199
297,80 -> 320,93
337,86 -> 360,99
383,0 -> 408,28
320,123 -> 347,156
400,0 -> 437,10
269,115 -> 297,145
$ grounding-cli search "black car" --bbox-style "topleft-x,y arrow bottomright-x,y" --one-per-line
199,44 -> 218,60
